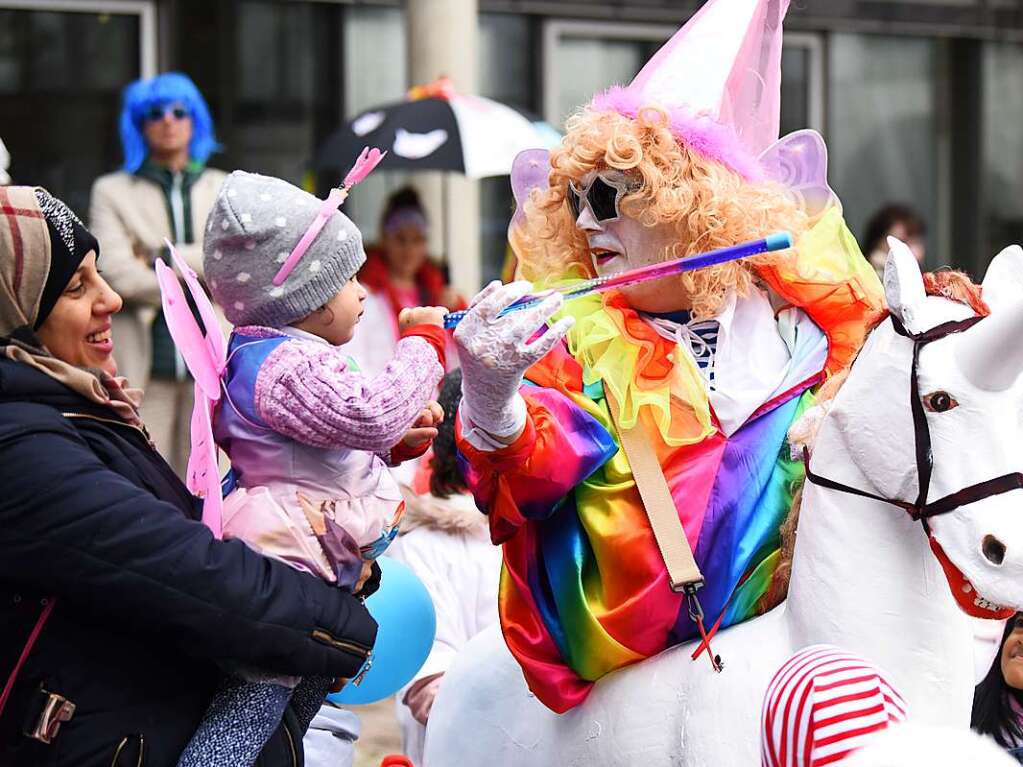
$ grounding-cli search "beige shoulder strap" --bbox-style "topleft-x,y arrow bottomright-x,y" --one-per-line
606,389 -> 703,593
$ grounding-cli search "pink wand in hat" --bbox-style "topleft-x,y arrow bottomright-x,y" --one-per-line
273,146 -> 386,286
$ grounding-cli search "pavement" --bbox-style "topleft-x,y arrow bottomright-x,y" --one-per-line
349,699 -> 404,767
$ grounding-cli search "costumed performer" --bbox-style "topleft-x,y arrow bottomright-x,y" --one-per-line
452,0 -> 885,713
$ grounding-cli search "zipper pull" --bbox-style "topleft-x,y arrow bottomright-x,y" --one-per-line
351,653 -> 374,687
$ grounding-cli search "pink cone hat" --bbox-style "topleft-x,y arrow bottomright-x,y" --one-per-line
591,0 -> 790,180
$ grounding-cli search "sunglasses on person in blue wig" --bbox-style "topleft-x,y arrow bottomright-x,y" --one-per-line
142,103 -> 190,123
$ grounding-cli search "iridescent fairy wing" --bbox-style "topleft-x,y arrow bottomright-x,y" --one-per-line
758,129 -> 839,219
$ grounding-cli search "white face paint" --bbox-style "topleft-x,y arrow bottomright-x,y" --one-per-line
573,169 -> 688,313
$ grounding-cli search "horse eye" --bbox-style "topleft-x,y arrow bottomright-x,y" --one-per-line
923,391 -> 959,413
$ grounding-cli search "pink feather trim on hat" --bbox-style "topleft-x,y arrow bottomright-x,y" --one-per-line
590,86 -> 765,181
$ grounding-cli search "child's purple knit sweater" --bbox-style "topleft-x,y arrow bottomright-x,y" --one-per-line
213,324 -> 445,588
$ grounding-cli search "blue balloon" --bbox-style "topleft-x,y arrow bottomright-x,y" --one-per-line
328,556 -> 436,705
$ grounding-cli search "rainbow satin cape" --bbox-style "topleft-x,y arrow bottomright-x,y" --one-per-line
456,210 -> 884,712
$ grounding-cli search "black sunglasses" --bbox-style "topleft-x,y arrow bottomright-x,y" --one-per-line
567,174 -> 636,224
145,104 -> 189,122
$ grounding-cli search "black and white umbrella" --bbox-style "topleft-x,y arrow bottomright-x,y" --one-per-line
315,90 -> 560,179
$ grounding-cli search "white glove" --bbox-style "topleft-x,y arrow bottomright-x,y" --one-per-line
454,280 -> 575,439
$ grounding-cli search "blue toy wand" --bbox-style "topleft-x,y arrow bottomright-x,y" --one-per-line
442,231 -> 794,329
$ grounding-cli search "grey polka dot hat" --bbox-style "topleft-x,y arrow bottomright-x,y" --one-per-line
203,170 -> 366,328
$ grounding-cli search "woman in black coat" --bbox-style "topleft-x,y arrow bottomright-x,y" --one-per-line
0,186 -> 378,767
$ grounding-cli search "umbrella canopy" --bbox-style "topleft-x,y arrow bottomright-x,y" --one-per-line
316,87 -> 561,179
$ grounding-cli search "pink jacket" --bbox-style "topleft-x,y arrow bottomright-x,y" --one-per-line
213,324 -> 445,588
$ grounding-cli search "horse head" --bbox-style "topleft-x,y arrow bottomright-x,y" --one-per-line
823,237 -> 1023,619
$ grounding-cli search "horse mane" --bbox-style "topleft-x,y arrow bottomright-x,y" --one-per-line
756,269 -> 988,614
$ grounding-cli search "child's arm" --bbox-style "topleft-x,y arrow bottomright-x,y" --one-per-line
254,324 -> 446,453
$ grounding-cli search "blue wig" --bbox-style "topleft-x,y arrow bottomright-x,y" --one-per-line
119,72 -> 221,172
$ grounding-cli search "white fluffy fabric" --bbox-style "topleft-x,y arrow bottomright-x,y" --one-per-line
842,724 -> 1015,766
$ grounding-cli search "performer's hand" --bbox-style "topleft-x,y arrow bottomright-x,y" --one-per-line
399,305 -> 446,330
454,281 -> 574,440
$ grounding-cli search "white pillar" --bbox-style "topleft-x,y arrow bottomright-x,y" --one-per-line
406,0 -> 481,298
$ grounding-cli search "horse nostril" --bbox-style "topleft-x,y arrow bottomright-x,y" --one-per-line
982,535 -> 1007,566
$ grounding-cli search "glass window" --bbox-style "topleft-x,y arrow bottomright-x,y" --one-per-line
480,13 -> 536,284
0,8 -> 140,214
550,36 -> 654,128
982,41 -> 1023,257
229,1 -> 340,185
827,34 -> 938,267
780,46 -> 810,136
480,13 -> 534,113
341,5 -> 408,246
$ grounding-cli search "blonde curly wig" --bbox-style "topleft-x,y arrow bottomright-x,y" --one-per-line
516,105 -> 811,319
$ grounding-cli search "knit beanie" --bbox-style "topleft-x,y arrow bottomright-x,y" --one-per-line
33,188 -> 100,330
203,171 -> 366,328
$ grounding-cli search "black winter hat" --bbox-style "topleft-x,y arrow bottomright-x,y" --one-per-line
33,189 -> 100,329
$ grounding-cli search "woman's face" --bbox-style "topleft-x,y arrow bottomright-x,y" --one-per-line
572,169 -> 689,313
36,251 -> 123,376
1001,615 -> 1023,690
383,224 -> 428,277
293,277 -> 367,346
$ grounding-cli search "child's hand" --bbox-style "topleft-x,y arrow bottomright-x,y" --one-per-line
398,305 -> 447,330
354,560 -> 375,594
401,400 -> 444,448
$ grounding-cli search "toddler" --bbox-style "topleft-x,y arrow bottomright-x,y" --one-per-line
175,170 -> 447,767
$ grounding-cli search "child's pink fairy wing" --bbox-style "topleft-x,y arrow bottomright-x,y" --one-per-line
190,385 -> 223,539
168,244 -> 227,374
155,256 -> 225,539
155,255 -> 223,401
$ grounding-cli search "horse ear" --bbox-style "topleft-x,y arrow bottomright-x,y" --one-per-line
981,245 -> 1023,314
884,236 -> 927,331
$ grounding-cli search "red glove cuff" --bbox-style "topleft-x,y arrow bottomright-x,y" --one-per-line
391,436 -> 433,465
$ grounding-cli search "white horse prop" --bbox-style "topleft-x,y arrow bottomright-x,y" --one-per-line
425,241 -> 1023,767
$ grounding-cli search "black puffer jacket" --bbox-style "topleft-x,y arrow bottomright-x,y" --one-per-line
0,358 -> 378,767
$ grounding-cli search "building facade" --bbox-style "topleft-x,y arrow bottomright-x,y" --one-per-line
2,0 -> 1023,283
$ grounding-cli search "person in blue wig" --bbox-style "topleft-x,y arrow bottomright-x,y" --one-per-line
89,72 -> 227,477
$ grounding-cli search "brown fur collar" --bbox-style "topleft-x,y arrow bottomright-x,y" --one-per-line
399,488 -> 489,538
